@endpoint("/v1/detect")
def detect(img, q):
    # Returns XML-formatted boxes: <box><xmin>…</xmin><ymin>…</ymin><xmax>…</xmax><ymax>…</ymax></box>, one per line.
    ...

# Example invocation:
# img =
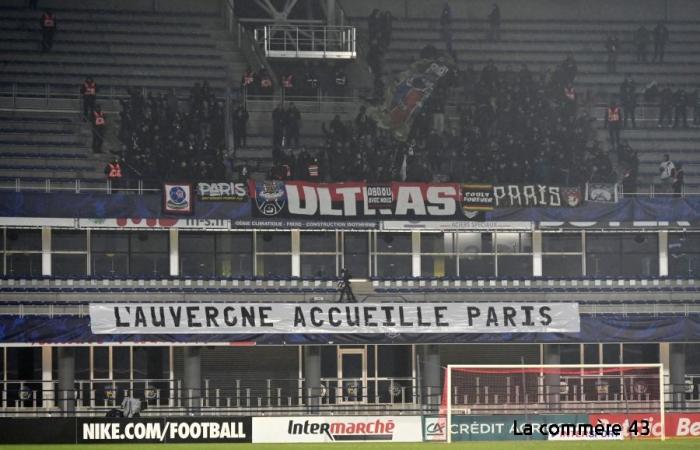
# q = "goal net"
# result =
<box><xmin>438</xmin><ymin>364</ymin><xmax>664</xmax><ymax>442</ymax></box>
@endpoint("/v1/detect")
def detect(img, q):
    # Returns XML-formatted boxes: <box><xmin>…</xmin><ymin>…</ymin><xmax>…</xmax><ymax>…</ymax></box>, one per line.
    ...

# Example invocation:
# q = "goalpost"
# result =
<box><xmin>443</xmin><ymin>364</ymin><xmax>665</xmax><ymax>443</ymax></box>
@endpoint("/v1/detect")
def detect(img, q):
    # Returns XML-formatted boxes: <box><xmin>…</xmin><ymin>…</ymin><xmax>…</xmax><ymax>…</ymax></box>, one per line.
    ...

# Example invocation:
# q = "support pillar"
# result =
<box><xmin>669</xmin><ymin>343</ymin><xmax>686</xmax><ymax>409</ymax></box>
<box><xmin>57</xmin><ymin>347</ymin><xmax>75</xmax><ymax>415</ymax></box>
<box><xmin>304</xmin><ymin>346</ymin><xmax>322</xmax><ymax>413</ymax></box>
<box><xmin>183</xmin><ymin>347</ymin><xmax>202</xmax><ymax>413</ymax></box>
<box><xmin>421</xmin><ymin>345</ymin><xmax>441</xmax><ymax>409</ymax></box>
<box><xmin>543</xmin><ymin>344</ymin><xmax>561</xmax><ymax>409</ymax></box>
<box><xmin>42</xmin><ymin>346</ymin><xmax>53</xmax><ymax>408</ymax></box>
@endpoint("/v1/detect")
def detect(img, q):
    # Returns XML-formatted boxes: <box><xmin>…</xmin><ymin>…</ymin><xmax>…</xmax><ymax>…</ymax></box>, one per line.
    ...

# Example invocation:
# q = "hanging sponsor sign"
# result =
<box><xmin>493</xmin><ymin>185</ymin><xmax>582</xmax><ymax>208</ymax></box>
<box><xmin>196</xmin><ymin>182</ymin><xmax>247</xmax><ymax>201</ymax></box>
<box><xmin>232</xmin><ymin>218</ymin><xmax>378</xmax><ymax>230</ymax></box>
<box><xmin>249</xmin><ymin>181</ymin><xmax>480</xmax><ymax>220</ymax></box>
<box><xmin>89</xmin><ymin>302</ymin><xmax>580</xmax><ymax>335</ymax></box>
<box><xmin>252</xmin><ymin>416</ymin><xmax>422</xmax><ymax>443</ymax></box>
<box><xmin>0</xmin><ymin>217</ymin><xmax>77</xmax><ymax>228</ymax></box>
<box><xmin>78</xmin><ymin>218</ymin><xmax>230</xmax><ymax>229</ymax></box>
<box><xmin>162</xmin><ymin>183</ymin><xmax>193</xmax><ymax>214</ymax></box>
<box><xmin>586</xmin><ymin>183</ymin><xmax>619</xmax><ymax>203</ymax></box>
<box><xmin>381</xmin><ymin>221</ymin><xmax>531</xmax><ymax>230</ymax></box>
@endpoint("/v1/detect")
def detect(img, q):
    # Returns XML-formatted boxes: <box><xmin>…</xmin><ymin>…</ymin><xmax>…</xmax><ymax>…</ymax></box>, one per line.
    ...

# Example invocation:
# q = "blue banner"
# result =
<box><xmin>0</xmin><ymin>314</ymin><xmax>698</xmax><ymax>345</ymax></box>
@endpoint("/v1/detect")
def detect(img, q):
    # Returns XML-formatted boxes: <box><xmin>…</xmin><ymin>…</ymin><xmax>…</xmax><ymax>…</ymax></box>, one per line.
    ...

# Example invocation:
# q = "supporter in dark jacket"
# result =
<box><xmin>653</xmin><ymin>21</ymin><xmax>669</xmax><ymax>62</ymax></box>
<box><xmin>40</xmin><ymin>10</ymin><xmax>56</xmax><ymax>52</ymax></box>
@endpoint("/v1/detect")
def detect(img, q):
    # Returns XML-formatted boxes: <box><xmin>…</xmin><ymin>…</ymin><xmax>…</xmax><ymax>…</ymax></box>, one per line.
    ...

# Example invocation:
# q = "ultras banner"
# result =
<box><xmin>89</xmin><ymin>303</ymin><xmax>580</xmax><ymax>335</ymax></box>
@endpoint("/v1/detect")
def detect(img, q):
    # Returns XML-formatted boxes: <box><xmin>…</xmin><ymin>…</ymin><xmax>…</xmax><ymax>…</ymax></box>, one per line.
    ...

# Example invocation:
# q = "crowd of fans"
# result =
<box><xmin>117</xmin><ymin>82</ymin><xmax>227</xmax><ymax>181</ymax></box>
<box><xmin>269</xmin><ymin>53</ymin><xmax>615</xmax><ymax>186</ymax></box>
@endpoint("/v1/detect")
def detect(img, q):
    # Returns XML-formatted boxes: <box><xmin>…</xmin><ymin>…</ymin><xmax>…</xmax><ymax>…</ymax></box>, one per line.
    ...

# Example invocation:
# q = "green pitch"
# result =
<box><xmin>0</xmin><ymin>441</ymin><xmax>698</xmax><ymax>450</ymax></box>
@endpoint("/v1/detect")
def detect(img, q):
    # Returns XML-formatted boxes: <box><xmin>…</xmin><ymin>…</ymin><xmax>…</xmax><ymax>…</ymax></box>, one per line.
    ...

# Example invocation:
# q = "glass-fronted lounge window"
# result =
<box><xmin>586</xmin><ymin>233</ymin><xmax>658</xmax><ymax>276</ymax></box>
<box><xmin>669</xmin><ymin>233</ymin><xmax>700</xmax><ymax>277</ymax></box>
<box><xmin>180</xmin><ymin>232</ymin><xmax>253</xmax><ymax>277</ymax></box>
<box><xmin>255</xmin><ymin>231</ymin><xmax>291</xmax><ymax>277</ymax></box>
<box><xmin>374</xmin><ymin>232</ymin><xmax>412</xmax><ymax>277</ymax></box>
<box><xmin>542</xmin><ymin>232</ymin><xmax>583</xmax><ymax>277</ymax></box>
<box><xmin>52</xmin><ymin>230</ymin><xmax>88</xmax><ymax>277</ymax></box>
<box><xmin>91</xmin><ymin>231</ymin><xmax>169</xmax><ymax>277</ymax></box>
<box><xmin>343</xmin><ymin>232</ymin><xmax>369</xmax><ymax>278</ymax></box>
<box><xmin>3</xmin><ymin>228</ymin><xmax>42</xmax><ymax>276</ymax></box>
<box><xmin>300</xmin><ymin>232</ymin><xmax>338</xmax><ymax>277</ymax></box>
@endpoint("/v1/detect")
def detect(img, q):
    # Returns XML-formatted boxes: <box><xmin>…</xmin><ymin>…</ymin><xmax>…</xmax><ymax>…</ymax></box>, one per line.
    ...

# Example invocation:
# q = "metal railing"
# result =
<box><xmin>254</xmin><ymin>25</ymin><xmax>356</xmax><ymax>59</ymax></box>
<box><xmin>1</xmin><ymin>375</ymin><xmax>699</xmax><ymax>416</ymax></box>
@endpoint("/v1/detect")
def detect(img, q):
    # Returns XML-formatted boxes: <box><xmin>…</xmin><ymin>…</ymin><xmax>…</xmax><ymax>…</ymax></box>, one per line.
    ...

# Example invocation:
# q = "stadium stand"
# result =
<box><xmin>1</xmin><ymin>0</ymin><xmax>700</xmax><ymax>446</ymax></box>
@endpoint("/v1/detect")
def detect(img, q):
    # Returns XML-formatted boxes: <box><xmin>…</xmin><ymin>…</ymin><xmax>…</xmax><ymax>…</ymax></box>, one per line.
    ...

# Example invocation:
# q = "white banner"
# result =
<box><xmin>382</xmin><ymin>220</ymin><xmax>532</xmax><ymax>230</ymax></box>
<box><xmin>89</xmin><ymin>302</ymin><xmax>580</xmax><ymax>334</ymax></box>
<box><xmin>252</xmin><ymin>416</ymin><xmax>422</xmax><ymax>443</ymax></box>
<box><xmin>78</xmin><ymin>218</ymin><xmax>230</xmax><ymax>229</ymax></box>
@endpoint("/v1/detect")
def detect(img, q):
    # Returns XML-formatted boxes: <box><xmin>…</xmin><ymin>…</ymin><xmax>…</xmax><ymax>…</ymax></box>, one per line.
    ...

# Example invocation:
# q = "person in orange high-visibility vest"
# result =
<box><xmin>40</xmin><ymin>10</ymin><xmax>56</xmax><ymax>52</ymax></box>
<box><xmin>92</xmin><ymin>105</ymin><xmax>106</xmax><ymax>153</ymax></box>
<box><xmin>605</xmin><ymin>100</ymin><xmax>623</xmax><ymax>153</ymax></box>
<box><xmin>80</xmin><ymin>77</ymin><xmax>97</xmax><ymax>120</ymax></box>
<box><xmin>104</xmin><ymin>158</ymin><xmax>122</xmax><ymax>191</ymax></box>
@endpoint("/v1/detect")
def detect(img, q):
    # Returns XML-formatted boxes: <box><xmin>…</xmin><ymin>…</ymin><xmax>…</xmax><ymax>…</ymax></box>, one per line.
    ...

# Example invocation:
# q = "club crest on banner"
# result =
<box><xmin>562</xmin><ymin>187</ymin><xmax>583</xmax><ymax>207</ymax></box>
<box><xmin>162</xmin><ymin>183</ymin><xmax>193</xmax><ymax>214</ymax></box>
<box><xmin>255</xmin><ymin>180</ymin><xmax>287</xmax><ymax>216</ymax></box>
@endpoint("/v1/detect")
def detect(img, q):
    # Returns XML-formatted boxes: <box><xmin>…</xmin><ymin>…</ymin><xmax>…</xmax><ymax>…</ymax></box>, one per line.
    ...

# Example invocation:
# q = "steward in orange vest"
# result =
<box><xmin>605</xmin><ymin>101</ymin><xmax>623</xmax><ymax>152</ymax></box>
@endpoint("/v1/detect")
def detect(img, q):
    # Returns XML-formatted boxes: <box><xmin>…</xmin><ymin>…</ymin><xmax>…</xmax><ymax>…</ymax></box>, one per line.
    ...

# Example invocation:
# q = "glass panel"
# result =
<box><xmin>93</xmin><ymin>347</ymin><xmax>110</xmax><ymax>379</ymax></box>
<box><xmin>301</xmin><ymin>232</ymin><xmax>336</xmax><ymax>253</ymax></box>
<box><xmin>560</xmin><ymin>344</ymin><xmax>581</xmax><ymax>364</ymax></box>
<box><xmin>458</xmin><ymin>255</ymin><xmax>495</xmax><ymax>277</ymax></box>
<box><xmin>320</xmin><ymin>346</ymin><xmax>337</xmax><ymax>378</ymax></box>
<box><xmin>5</xmin><ymin>253</ymin><xmax>42</xmax><ymax>276</ymax></box>
<box><xmin>669</xmin><ymin>233</ymin><xmax>700</xmax><ymax>277</ymax></box>
<box><xmin>6</xmin><ymin>229</ymin><xmax>41</xmax><ymax>251</ymax></box>
<box><xmin>341</xmin><ymin>353</ymin><xmax>363</xmax><ymax>402</ymax></box>
<box><xmin>256</xmin><ymin>254</ymin><xmax>291</xmax><ymax>277</ymax></box>
<box><xmin>421</xmin><ymin>233</ymin><xmax>456</xmax><ymax>253</ymax></box>
<box><xmin>376</xmin><ymin>233</ymin><xmax>411</xmax><ymax>253</ymax></box>
<box><xmin>542</xmin><ymin>233</ymin><xmax>582</xmax><ymax>252</ymax></box>
<box><xmin>376</xmin><ymin>255</ymin><xmax>412</xmax><ymax>277</ymax></box>
<box><xmin>457</xmin><ymin>233</ymin><xmax>492</xmax><ymax>253</ymax></box>
<box><xmin>180</xmin><ymin>253</ymin><xmax>215</xmax><ymax>277</ymax></box>
<box><xmin>623</xmin><ymin>344</ymin><xmax>659</xmax><ymax>364</ymax></box>
<box><xmin>496</xmin><ymin>232</ymin><xmax>532</xmax><ymax>253</ymax></box>
<box><xmin>217</xmin><ymin>232</ymin><xmax>253</xmax><ymax>253</ymax></box>
<box><xmin>498</xmin><ymin>255</ymin><xmax>532</xmax><ymax>277</ymax></box>
<box><xmin>52</xmin><ymin>254</ymin><xmax>87</xmax><ymax>277</ymax></box>
<box><xmin>130</xmin><ymin>232</ymin><xmax>168</xmax><ymax>253</ymax></box>
<box><xmin>91</xmin><ymin>231</ymin><xmax>129</xmax><ymax>252</ymax></box>
<box><xmin>216</xmin><ymin>253</ymin><xmax>253</xmax><ymax>277</ymax></box>
<box><xmin>344</xmin><ymin>233</ymin><xmax>369</xmax><ymax>278</ymax></box>
<box><xmin>586</xmin><ymin>234</ymin><xmax>658</xmax><ymax>276</ymax></box>
<box><xmin>179</xmin><ymin>232</ymin><xmax>215</xmax><ymax>253</ymax></box>
<box><xmin>130</xmin><ymin>254</ymin><xmax>169</xmax><ymax>277</ymax></box>
<box><xmin>75</xmin><ymin>348</ymin><xmax>90</xmax><ymax>380</ymax></box>
<box><xmin>584</xmin><ymin>344</ymin><xmax>600</xmax><ymax>364</ymax></box>
<box><xmin>542</xmin><ymin>255</ymin><xmax>582</xmax><ymax>277</ymax></box>
<box><xmin>301</xmin><ymin>255</ymin><xmax>336</xmax><ymax>277</ymax></box>
<box><xmin>91</xmin><ymin>253</ymin><xmax>128</xmax><ymax>276</ymax></box>
<box><xmin>256</xmin><ymin>232</ymin><xmax>291</xmax><ymax>252</ymax></box>
<box><xmin>421</xmin><ymin>255</ymin><xmax>457</xmax><ymax>277</ymax></box>
<box><xmin>52</xmin><ymin>230</ymin><xmax>86</xmax><ymax>251</ymax></box>
<box><xmin>113</xmin><ymin>347</ymin><xmax>131</xmax><ymax>380</ymax></box>
<box><xmin>377</xmin><ymin>346</ymin><xmax>412</xmax><ymax>377</ymax></box>
<box><xmin>602</xmin><ymin>344</ymin><xmax>620</xmax><ymax>364</ymax></box>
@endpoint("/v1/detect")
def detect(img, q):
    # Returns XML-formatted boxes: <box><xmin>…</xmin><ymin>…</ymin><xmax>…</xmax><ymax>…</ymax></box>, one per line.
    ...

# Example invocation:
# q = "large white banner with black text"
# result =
<box><xmin>89</xmin><ymin>303</ymin><xmax>580</xmax><ymax>335</ymax></box>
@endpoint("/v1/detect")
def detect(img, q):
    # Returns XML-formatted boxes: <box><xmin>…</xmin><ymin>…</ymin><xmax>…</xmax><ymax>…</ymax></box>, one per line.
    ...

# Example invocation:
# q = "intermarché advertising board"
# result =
<box><xmin>423</xmin><ymin>413</ymin><xmax>700</xmax><ymax>441</ymax></box>
<box><xmin>252</xmin><ymin>416</ymin><xmax>423</xmax><ymax>443</ymax></box>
